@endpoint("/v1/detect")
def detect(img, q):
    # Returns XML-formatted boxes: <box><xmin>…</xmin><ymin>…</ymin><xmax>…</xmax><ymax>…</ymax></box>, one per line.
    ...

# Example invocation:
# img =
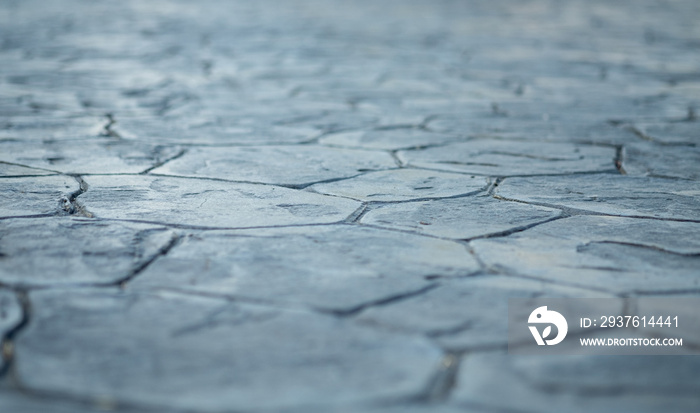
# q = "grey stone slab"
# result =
<box><xmin>470</xmin><ymin>215</ymin><xmax>700</xmax><ymax>293</ymax></box>
<box><xmin>0</xmin><ymin>162</ymin><xmax>55</xmax><ymax>177</ymax></box>
<box><xmin>309</xmin><ymin>169</ymin><xmax>488</xmax><ymax>202</ymax></box>
<box><xmin>129</xmin><ymin>225</ymin><xmax>478</xmax><ymax>311</ymax></box>
<box><xmin>0</xmin><ymin>175</ymin><xmax>79</xmax><ymax>218</ymax></box>
<box><xmin>427</xmin><ymin>118</ymin><xmax>637</xmax><ymax>145</ymax></box>
<box><xmin>356</xmin><ymin>276</ymin><xmax>613</xmax><ymax>351</ymax></box>
<box><xmin>0</xmin><ymin>218</ymin><xmax>176</xmax><ymax>287</ymax></box>
<box><xmin>15</xmin><ymin>289</ymin><xmax>443</xmax><ymax>411</ymax></box>
<box><xmin>0</xmin><ymin>139</ymin><xmax>182</xmax><ymax>175</ymax></box>
<box><xmin>151</xmin><ymin>145</ymin><xmax>395</xmax><ymax>186</ymax></box>
<box><xmin>452</xmin><ymin>352</ymin><xmax>700</xmax><ymax>413</ymax></box>
<box><xmin>623</xmin><ymin>142</ymin><xmax>700</xmax><ymax>180</ymax></box>
<box><xmin>0</xmin><ymin>116</ymin><xmax>104</xmax><ymax>141</ymax></box>
<box><xmin>319</xmin><ymin>129</ymin><xmax>460</xmax><ymax>151</ymax></box>
<box><xmin>628</xmin><ymin>122</ymin><xmax>700</xmax><ymax>145</ymax></box>
<box><xmin>398</xmin><ymin>140</ymin><xmax>615</xmax><ymax>176</ymax></box>
<box><xmin>361</xmin><ymin>195</ymin><xmax>560</xmax><ymax>239</ymax></box>
<box><xmin>495</xmin><ymin>174</ymin><xmax>700</xmax><ymax>220</ymax></box>
<box><xmin>0</xmin><ymin>289</ymin><xmax>23</xmax><ymax>372</ymax></box>
<box><xmin>116</xmin><ymin>117</ymin><xmax>321</xmax><ymax>145</ymax></box>
<box><xmin>0</xmin><ymin>386</ymin><xmax>136</xmax><ymax>413</ymax></box>
<box><xmin>79</xmin><ymin>175</ymin><xmax>361</xmax><ymax>228</ymax></box>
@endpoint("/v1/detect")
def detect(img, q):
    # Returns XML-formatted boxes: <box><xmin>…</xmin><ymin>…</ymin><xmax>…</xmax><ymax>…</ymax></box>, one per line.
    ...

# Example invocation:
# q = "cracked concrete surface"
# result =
<box><xmin>1</xmin><ymin>0</ymin><xmax>699</xmax><ymax>412</ymax></box>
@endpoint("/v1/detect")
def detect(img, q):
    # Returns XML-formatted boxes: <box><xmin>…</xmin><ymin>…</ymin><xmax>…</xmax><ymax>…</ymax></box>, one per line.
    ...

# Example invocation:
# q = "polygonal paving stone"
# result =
<box><xmin>452</xmin><ymin>353</ymin><xmax>700</xmax><ymax>413</ymax></box>
<box><xmin>361</xmin><ymin>195</ymin><xmax>560</xmax><ymax>239</ymax></box>
<box><xmin>15</xmin><ymin>289</ymin><xmax>443</xmax><ymax>411</ymax></box>
<box><xmin>79</xmin><ymin>175</ymin><xmax>361</xmax><ymax>228</ymax></box>
<box><xmin>356</xmin><ymin>276</ymin><xmax>613</xmax><ymax>351</ymax></box>
<box><xmin>0</xmin><ymin>218</ymin><xmax>176</xmax><ymax>287</ymax></box>
<box><xmin>129</xmin><ymin>225</ymin><xmax>478</xmax><ymax>311</ymax></box>
<box><xmin>0</xmin><ymin>139</ymin><xmax>182</xmax><ymax>174</ymax></box>
<box><xmin>427</xmin><ymin>118</ymin><xmax>636</xmax><ymax>145</ymax></box>
<box><xmin>151</xmin><ymin>145</ymin><xmax>395</xmax><ymax>186</ymax></box>
<box><xmin>622</xmin><ymin>142</ymin><xmax>700</xmax><ymax>180</ymax></box>
<box><xmin>0</xmin><ymin>115</ymin><xmax>104</xmax><ymax>141</ymax></box>
<box><xmin>0</xmin><ymin>289</ymin><xmax>23</xmax><ymax>372</ymax></box>
<box><xmin>319</xmin><ymin>129</ymin><xmax>460</xmax><ymax>150</ymax></box>
<box><xmin>0</xmin><ymin>162</ymin><xmax>55</xmax><ymax>177</ymax></box>
<box><xmin>397</xmin><ymin>140</ymin><xmax>615</xmax><ymax>176</ymax></box>
<box><xmin>470</xmin><ymin>215</ymin><xmax>700</xmax><ymax>293</ymax></box>
<box><xmin>0</xmin><ymin>387</ymin><xmax>125</xmax><ymax>413</ymax></box>
<box><xmin>0</xmin><ymin>175</ymin><xmax>79</xmax><ymax>218</ymax></box>
<box><xmin>117</xmin><ymin>117</ymin><xmax>320</xmax><ymax>145</ymax></box>
<box><xmin>309</xmin><ymin>169</ymin><xmax>488</xmax><ymax>202</ymax></box>
<box><xmin>496</xmin><ymin>174</ymin><xmax>700</xmax><ymax>220</ymax></box>
<box><xmin>628</xmin><ymin>122</ymin><xmax>700</xmax><ymax>145</ymax></box>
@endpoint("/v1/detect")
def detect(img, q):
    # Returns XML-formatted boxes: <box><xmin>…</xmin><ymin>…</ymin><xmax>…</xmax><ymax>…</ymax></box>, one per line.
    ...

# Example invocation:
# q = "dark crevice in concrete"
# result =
<box><xmin>140</xmin><ymin>148</ymin><xmax>187</xmax><ymax>174</ymax></box>
<box><xmin>99</xmin><ymin>113</ymin><xmax>122</xmax><ymax>139</ymax></box>
<box><xmin>461</xmin><ymin>214</ymin><xmax>568</xmax><ymax>242</ymax></box>
<box><xmin>414</xmin><ymin>353</ymin><xmax>461</xmax><ymax>402</ymax></box>
<box><xmin>114</xmin><ymin>233</ymin><xmax>181</xmax><ymax>288</ymax></box>
<box><xmin>492</xmin><ymin>194</ymin><xmax>700</xmax><ymax>223</ymax></box>
<box><xmin>59</xmin><ymin>175</ymin><xmax>92</xmax><ymax>217</ymax></box>
<box><xmin>343</xmin><ymin>203</ymin><xmax>368</xmax><ymax>223</ymax></box>
<box><xmin>614</xmin><ymin>145</ymin><xmax>626</xmax><ymax>174</ymax></box>
<box><xmin>317</xmin><ymin>283</ymin><xmax>440</xmax><ymax>317</ymax></box>
<box><xmin>0</xmin><ymin>290</ymin><xmax>30</xmax><ymax>380</ymax></box>
<box><xmin>582</xmin><ymin>240</ymin><xmax>700</xmax><ymax>257</ymax></box>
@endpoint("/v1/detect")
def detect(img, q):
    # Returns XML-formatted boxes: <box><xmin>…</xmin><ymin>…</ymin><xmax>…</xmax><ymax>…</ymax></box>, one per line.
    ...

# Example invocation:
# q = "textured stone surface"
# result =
<box><xmin>356</xmin><ymin>276</ymin><xmax>614</xmax><ymax>351</ymax></box>
<box><xmin>0</xmin><ymin>175</ymin><xmax>79</xmax><ymax>218</ymax></box>
<box><xmin>309</xmin><ymin>169</ymin><xmax>488</xmax><ymax>202</ymax></box>
<box><xmin>496</xmin><ymin>174</ymin><xmax>700</xmax><ymax>220</ymax></box>
<box><xmin>362</xmin><ymin>195</ymin><xmax>561</xmax><ymax>239</ymax></box>
<box><xmin>452</xmin><ymin>353</ymin><xmax>700</xmax><ymax>413</ymax></box>
<box><xmin>79</xmin><ymin>175</ymin><xmax>361</xmax><ymax>228</ymax></box>
<box><xmin>471</xmin><ymin>216</ymin><xmax>700</xmax><ymax>293</ymax></box>
<box><xmin>623</xmin><ymin>142</ymin><xmax>700</xmax><ymax>180</ymax></box>
<box><xmin>0</xmin><ymin>289</ymin><xmax>23</xmax><ymax>372</ymax></box>
<box><xmin>0</xmin><ymin>139</ymin><xmax>183</xmax><ymax>174</ymax></box>
<box><xmin>398</xmin><ymin>140</ymin><xmax>616</xmax><ymax>176</ymax></box>
<box><xmin>0</xmin><ymin>162</ymin><xmax>55</xmax><ymax>177</ymax></box>
<box><xmin>0</xmin><ymin>218</ymin><xmax>176</xmax><ymax>287</ymax></box>
<box><xmin>151</xmin><ymin>145</ymin><xmax>395</xmax><ymax>186</ymax></box>
<box><xmin>14</xmin><ymin>289</ymin><xmax>442</xmax><ymax>412</ymax></box>
<box><xmin>319</xmin><ymin>129</ymin><xmax>460</xmax><ymax>151</ymax></box>
<box><xmin>2</xmin><ymin>0</ymin><xmax>700</xmax><ymax>411</ymax></box>
<box><xmin>129</xmin><ymin>225</ymin><xmax>478</xmax><ymax>311</ymax></box>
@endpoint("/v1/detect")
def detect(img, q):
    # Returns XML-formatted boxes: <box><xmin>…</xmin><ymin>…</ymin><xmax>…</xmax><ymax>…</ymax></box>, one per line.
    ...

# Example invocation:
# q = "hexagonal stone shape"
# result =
<box><xmin>397</xmin><ymin>140</ymin><xmax>615</xmax><ymax>176</ymax></box>
<box><xmin>356</xmin><ymin>276</ymin><xmax>613</xmax><ymax>351</ymax></box>
<box><xmin>78</xmin><ymin>175</ymin><xmax>361</xmax><ymax>228</ymax></box>
<box><xmin>319</xmin><ymin>129</ymin><xmax>459</xmax><ymax>150</ymax></box>
<box><xmin>0</xmin><ymin>139</ymin><xmax>182</xmax><ymax>174</ymax></box>
<box><xmin>495</xmin><ymin>174</ymin><xmax>700</xmax><ymax>220</ymax></box>
<box><xmin>452</xmin><ymin>352</ymin><xmax>700</xmax><ymax>413</ymax></box>
<box><xmin>0</xmin><ymin>218</ymin><xmax>176</xmax><ymax>287</ymax></box>
<box><xmin>470</xmin><ymin>215</ymin><xmax>700</xmax><ymax>294</ymax></box>
<box><xmin>129</xmin><ymin>225</ymin><xmax>479</xmax><ymax>311</ymax></box>
<box><xmin>15</xmin><ymin>289</ymin><xmax>443</xmax><ymax>411</ymax></box>
<box><xmin>309</xmin><ymin>169</ymin><xmax>488</xmax><ymax>202</ymax></box>
<box><xmin>150</xmin><ymin>145</ymin><xmax>396</xmax><ymax>187</ymax></box>
<box><xmin>361</xmin><ymin>195</ymin><xmax>560</xmax><ymax>239</ymax></box>
<box><xmin>622</xmin><ymin>142</ymin><xmax>700</xmax><ymax>180</ymax></box>
<box><xmin>0</xmin><ymin>289</ymin><xmax>23</xmax><ymax>372</ymax></box>
<box><xmin>0</xmin><ymin>175</ymin><xmax>79</xmax><ymax>218</ymax></box>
